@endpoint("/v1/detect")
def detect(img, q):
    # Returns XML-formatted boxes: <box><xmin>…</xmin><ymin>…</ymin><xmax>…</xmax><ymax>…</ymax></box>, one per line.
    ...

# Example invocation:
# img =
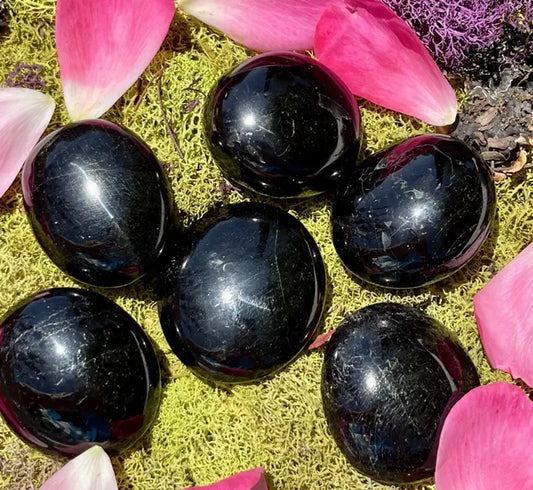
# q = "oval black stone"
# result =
<box><xmin>331</xmin><ymin>134</ymin><xmax>496</xmax><ymax>288</ymax></box>
<box><xmin>0</xmin><ymin>288</ymin><xmax>161</xmax><ymax>455</ymax></box>
<box><xmin>160</xmin><ymin>202</ymin><xmax>327</xmax><ymax>383</ymax></box>
<box><xmin>204</xmin><ymin>52</ymin><xmax>361</xmax><ymax>198</ymax></box>
<box><xmin>322</xmin><ymin>303</ymin><xmax>479</xmax><ymax>484</ymax></box>
<box><xmin>21</xmin><ymin>119</ymin><xmax>171</xmax><ymax>288</ymax></box>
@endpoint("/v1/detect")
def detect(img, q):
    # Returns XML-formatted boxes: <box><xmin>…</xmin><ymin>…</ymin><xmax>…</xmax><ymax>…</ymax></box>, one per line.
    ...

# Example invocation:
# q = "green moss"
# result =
<box><xmin>0</xmin><ymin>1</ymin><xmax>532</xmax><ymax>489</ymax></box>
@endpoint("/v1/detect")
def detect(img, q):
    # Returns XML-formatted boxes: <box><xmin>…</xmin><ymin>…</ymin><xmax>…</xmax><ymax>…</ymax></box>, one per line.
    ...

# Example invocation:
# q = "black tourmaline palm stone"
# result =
<box><xmin>0</xmin><ymin>288</ymin><xmax>161</xmax><ymax>455</ymax></box>
<box><xmin>332</xmin><ymin>134</ymin><xmax>496</xmax><ymax>288</ymax></box>
<box><xmin>204</xmin><ymin>52</ymin><xmax>361</xmax><ymax>198</ymax></box>
<box><xmin>22</xmin><ymin>120</ymin><xmax>171</xmax><ymax>288</ymax></box>
<box><xmin>0</xmin><ymin>1</ymin><xmax>7</xmax><ymax>32</ymax></box>
<box><xmin>322</xmin><ymin>303</ymin><xmax>479</xmax><ymax>484</ymax></box>
<box><xmin>160</xmin><ymin>202</ymin><xmax>327</xmax><ymax>383</ymax></box>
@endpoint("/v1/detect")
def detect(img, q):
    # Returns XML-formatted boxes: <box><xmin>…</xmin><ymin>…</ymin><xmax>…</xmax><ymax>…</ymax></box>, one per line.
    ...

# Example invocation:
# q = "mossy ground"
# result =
<box><xmin>0</xmin><ymin>1</ymin><xmax>532</xmax><ymax>489</ymax></box>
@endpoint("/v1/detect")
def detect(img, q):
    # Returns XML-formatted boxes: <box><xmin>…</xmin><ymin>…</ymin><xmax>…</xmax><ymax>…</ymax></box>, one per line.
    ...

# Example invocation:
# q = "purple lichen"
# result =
<box><xmin>383</xmin><ymin>0</ymin><xmax>532</xmax><ymax>73</ymax></box>
<box><xmin>6</xmin><ymin>63</ymin><xmax>47</xmax><ymax>90</ymax></box>
<box><xmin>385</xmin><ymin>0</ymin><xmax>532</xmax><ymax>164</ymax></box>
<box><xmin>218</xmin><ymin>179</ymin><xmax>236</xmax><ymax>197</ymax></box>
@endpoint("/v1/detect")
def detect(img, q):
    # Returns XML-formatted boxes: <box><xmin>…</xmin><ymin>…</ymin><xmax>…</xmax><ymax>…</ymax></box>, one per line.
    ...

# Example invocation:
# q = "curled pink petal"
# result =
<box><xmin>0</xmin><ymin>88</ymin><xmax>55</xmax><ymax>199</ymax></box>
<box><xmin>188</xmin><ymin>467</ymin><xmax>268</xmax><ymax>490</ymax></box>
<box><xmin>474</xmin><ymin>242</ymin><xmax>533</xmax><ymax>386</ymax></box>
<box><xmin>435</xmin><ymin>382</ymin><xmax>533</xmax><ymax>489</ymax></box>
<box><xmin>308</xmin><ymin>329</ymin><xmax>336</xmax><ymax>350</ymax></box>
<box><xmin>56</xmin><ymin>0</ymin><xmax>175</xmax><ymax>121</ymax></box>
<box><xmin>40</xmin><ymin>446</ymin><xmax>118</xmax><ymax>490</ymax></box>
<box><xmin>314</xmin><ymin>0</ymin><xmax>457</xmax><ymax>126</ymax></box>
<box><xmin>178</xmin><ymin>0</ymin><xmax>340</xmax><ymax>52</ymax></box>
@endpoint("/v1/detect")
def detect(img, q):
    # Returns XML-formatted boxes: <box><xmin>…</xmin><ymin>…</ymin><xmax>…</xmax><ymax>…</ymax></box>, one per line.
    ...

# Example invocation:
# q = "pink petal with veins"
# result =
<box><xmin>56</xmin><ymin>0</ymin><xmax>175</xmax><ymax>121</ymax></box>
<box><xmin>40</xmin><ymin>446</ymin><xmax>118</xmax><ymax>490</ymax></box>
<box><xmin>188</xmin><ymin>467</ymin><xmax>268</xmax><ymax>490</ymax></box>
<box><xmin>178</xmin><ymin>0</ymin><xmax>340</xmax><ymax>52</ymax></box>
<box><xmin>435</xmin><ymin>382</ymin><xmax>533</xmax><ymax>489</ymax></box>
<box><xmin>0</xmin><ymin>88</ymin><xmax>55</xmax><ymax>199</ymax></box>
<box><xmin>314</xmin><ymin>0</ymin><xmax>457</xmax><ymax>126</ymax></box>
<box><xmin>474</xmin><ymin>242</ymin><xmax>533</xmax><ymax>386</ymax></box>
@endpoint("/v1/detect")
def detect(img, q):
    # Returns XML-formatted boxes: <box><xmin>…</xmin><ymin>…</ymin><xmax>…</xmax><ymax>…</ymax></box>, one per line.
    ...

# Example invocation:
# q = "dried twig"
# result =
<box><xmin>218</xmin><ymin>179</ymin><xmax>236</xmax><ymax>197</ymax></box>
<box><xmin>133</xmin><ymin>78</ymin><xmax>142</xmax><ymax>106</ymax></box>
<box><xmin>184</xmin><ymin>76</ymin><xmax>206</xmax><ymax>97</ymax></box>
<box><xmin>182</xmin><ymin>76</ymin><xmax>205</xmax><ymax>114</ymax></box>
<box><xmin>133</xmin><ymin>68</ymin><xmax>164</xmax><ymax>113</ymax></box>
<box><xmin>156</xmin><ymin>74</ymin><xmax>184</xmax><ymax>160</ymax></box>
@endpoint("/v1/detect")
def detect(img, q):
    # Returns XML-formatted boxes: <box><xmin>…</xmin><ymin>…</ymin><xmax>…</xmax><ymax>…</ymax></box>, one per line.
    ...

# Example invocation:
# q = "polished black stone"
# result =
<box><xmin>322</xmin><ymin>303</ymin><xmax>479</xmax><ymax>484</ymax></box>
<box><xmin>0</xmin><ymin>1</ymin><xmax>7</xmax><ymax>32</ymax></box>
<box><xmin>0</xmin><ymin>288</ymin><xmax>161</xmax><ymax>455</ymax></box>
<box><xmin>22</xmin><ymin>119</ymin><xmax>171</xmax><ymax>288</ymax></box>
<box><xmin>332</xmin><ymin>134</ymin><xmax>496</xmax><ymax>288</ymax></box>
<box><xmin>160</xmin><ymin>202</ymin><xmax>327</xmax><ymax>383</ymax></box>
<box><xmin>204</xmin><ymin>52</ymin><xmax>361</xmax><ymax>198</ymax></box>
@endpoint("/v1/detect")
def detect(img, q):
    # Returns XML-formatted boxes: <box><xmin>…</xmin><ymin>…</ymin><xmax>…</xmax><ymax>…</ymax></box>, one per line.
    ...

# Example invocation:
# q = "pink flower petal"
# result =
<box><xmin>314</xmin><ymin>0</ymin><xmax>457</xmax><ymax>126</ymax></box>
<box><xmin>40</xmin><ymin>446</ymin><xmax>118</xmax><ymax>490</ymax></box>
<box><xmin>435</xmin><ymin>382</ymin><xmax>533</xmax><ymax>489</ymax></box>
<box><xmin>188</xmin><ymin>467</ymin><xmax>268</xmax><ymax>490</ymax></box>
<box><xmin>474</xmin><ymin>242</ymin><xmax>533</xmax><ymax>386</ymax></box>
<box><xmin>307</xmin><ymin>329</ymin><xmax>336</xmax><ymax>350</ymax></box>
<box><xmin>56</xmin><ymin>0</ymin><xmax>175</xmax><ymax>121</ymax></box>
<box><xmin>178</xmin><ymin>0</ymin><xmax>341</xmax><ymax>52</ymax></box>
<box><xmin>0</xmin><ymin>88</ymin><xmax>55</xmax><ymax>199</ymax></box>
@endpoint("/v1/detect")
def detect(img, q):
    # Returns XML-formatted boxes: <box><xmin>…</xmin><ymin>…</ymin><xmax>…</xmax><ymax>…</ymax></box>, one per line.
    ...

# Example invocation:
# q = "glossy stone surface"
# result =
<box><xmin>204</xmin><ymin>52</ymin><xmax>361</xmax><ymax>198</ymax></box>
<box><xmin>0</xmin><ymin>288</ymin><xmax>161</xmax><ymax>455</ymax></box>
<box><xmin>332</xmin><ymin>134</ymin><xmax>496</xmax><ymax>288</ymax></box>
<box><xmin>160</xmin><ymin>202</ymin><xmax>326</xmax><ymax>383</ymax></box>
<box><xmin>22</xmin><ymin>119</ymin><xmax>171</xmax><ymax>288</ymax></box>
<box><xmin>322</xmin><ymin>303</ymin><xmax>479</xmax><ymax>484</ymax></box>
<box><xmin>0</xmin><ymin>1</ymin><xmax>7</xmax><ymax>32</ymax></box>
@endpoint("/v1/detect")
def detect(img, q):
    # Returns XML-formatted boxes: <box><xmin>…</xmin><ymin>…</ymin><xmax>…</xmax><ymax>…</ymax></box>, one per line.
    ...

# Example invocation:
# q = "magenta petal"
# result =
<box><xmin>0</xmin><ymin>88</ymin><xmax>55</xmax><ymax>199</ymax></box>
<box><xmin>188</xmin><ymin>468</ymin><xmax>268</xmax><ymax>490</ymax></box>
<box><xmin>179</xmin><ymin>0</ymin><xmax>341</xmax><ymax>52</ymax></box>
<box><xmin>56</xmin><ymin>0</ymin><xmax>175</xmax><ymax>121</ymax></box>
<box><xmin>474</xmin><ymin>242</ymin><xmax>533</xmax><ymax>386</ymax></box>
<box><xmin>435</xmin><ymin>382</ymin><xmax>533</xmax><ymax>489</ymax></box>
<box><xmin>314</xmin><ymin>0</ymin><xmax>457</xmax><ymax>126</ymax></box>
<box><xmin>39</xmin><ymin>446</ymin><xmax>118</xmax><ymax>490</ymax></box>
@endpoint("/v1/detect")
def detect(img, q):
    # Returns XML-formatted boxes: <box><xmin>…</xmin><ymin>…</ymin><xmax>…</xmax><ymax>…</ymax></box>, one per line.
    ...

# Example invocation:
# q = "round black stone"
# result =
<box><xmin>331</xmin><ymin>134</ymin><xmax>496</xmax><ymax>288</ymax></box>
<box><xmin>21</xmin><ymin>119</ymin><xmax>171</xmax><ymax>288</ymax></box>
<box><xmin>0</xmin><ymin>288</ymin><xmax>161</xmax><ymax>455</ymax></box>
<box><xmin>160</xmin><ymin>202</ymin><xmax>327</xmax><ymax>383</ymax></box>
<box><xmin>204</xmin><ymin>52</ymin><xmax>361</xmax><ymax>198</ymax></box>
<box><xmin>322</xmin><ymin>303</ymin><xmax>479</xmax><ymax>484</ymax></box>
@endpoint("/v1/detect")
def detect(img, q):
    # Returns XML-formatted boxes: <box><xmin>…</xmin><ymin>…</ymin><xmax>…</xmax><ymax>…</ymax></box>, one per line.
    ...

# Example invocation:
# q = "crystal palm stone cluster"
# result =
<box><xmin>0</xmin><ymin>51</ymin><xmax>495</xmax><ymax>486</ymax></box>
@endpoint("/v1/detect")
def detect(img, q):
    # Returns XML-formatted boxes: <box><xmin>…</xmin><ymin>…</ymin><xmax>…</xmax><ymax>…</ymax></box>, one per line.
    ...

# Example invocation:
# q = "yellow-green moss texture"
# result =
<box><xmin>0</xmin><ymin>1</ymin><xmax>532</xmax><ymax>489</ymax></box>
